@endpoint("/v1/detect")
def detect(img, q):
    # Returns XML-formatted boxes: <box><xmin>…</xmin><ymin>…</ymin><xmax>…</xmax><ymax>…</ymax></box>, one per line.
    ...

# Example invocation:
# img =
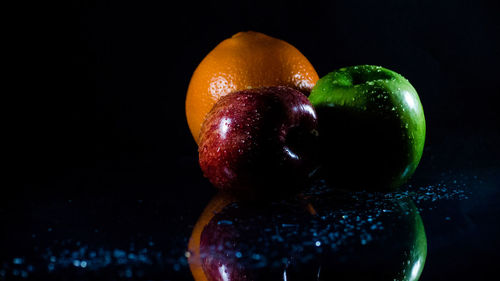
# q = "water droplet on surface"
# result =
<box><xmin>218</xmin><ymin>220</ymin><xmax>233</xmax><ymax>225</ymax></box>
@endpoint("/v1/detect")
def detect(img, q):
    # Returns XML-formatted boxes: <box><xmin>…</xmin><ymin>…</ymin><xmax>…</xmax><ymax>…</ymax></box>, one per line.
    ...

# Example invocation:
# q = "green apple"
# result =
<box><xmin>309</xmin><ymin>65</ymin><xmax>425</xmax><ymax>191</ymax></box>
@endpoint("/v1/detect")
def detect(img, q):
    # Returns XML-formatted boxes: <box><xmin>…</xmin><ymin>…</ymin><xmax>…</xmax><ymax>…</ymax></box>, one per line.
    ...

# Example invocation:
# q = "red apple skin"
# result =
<box><xmin>198</xmin><ymin>86</ymin><xmax>319</xmax><ymax>194</ymax></box>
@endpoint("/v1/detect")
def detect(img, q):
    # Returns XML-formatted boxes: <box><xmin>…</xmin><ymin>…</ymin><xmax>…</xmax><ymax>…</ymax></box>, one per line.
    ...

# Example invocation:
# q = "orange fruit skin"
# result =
<box><xmin>186</xmin><ymin>31</ymin><xmax>319</xmax><ymax>144</ymax></box>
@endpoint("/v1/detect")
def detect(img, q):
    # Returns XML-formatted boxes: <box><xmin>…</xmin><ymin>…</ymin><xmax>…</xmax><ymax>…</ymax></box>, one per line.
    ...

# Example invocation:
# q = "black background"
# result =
<box><xmin>7</xmin><ymin>0</ymin><xmax>500</xmax><ymax>280</ymax></box>
<box><xmin>19</xmin><ymin>0</ymin><xmax>500</xmax><ymax>195</ymax></box>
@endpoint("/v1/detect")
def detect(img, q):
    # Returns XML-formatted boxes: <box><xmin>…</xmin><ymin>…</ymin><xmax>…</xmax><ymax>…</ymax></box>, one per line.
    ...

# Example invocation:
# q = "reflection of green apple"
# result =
<box><xmin>309</xmin><ymin>65</ymin><xmax>426</xmax><ymax>191</ymax></box>
<box><xmin>308</xmin><ymin>194</ymin><xmax>427</xmax><ymax>281</ymax></box>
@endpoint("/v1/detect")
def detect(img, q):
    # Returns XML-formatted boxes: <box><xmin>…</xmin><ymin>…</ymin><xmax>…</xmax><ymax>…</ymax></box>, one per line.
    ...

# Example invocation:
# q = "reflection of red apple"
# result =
<box><xmin>187</xmin><ymin>193</ymin><xmax>237</xmax><ymax>281</ymax></box>
<box><xmin>187</xmin><ymin>192</ymin><xmax>310</xmax><ymax>281</ymax></box>
<box><xmin>198</xmin><ymin>86</ymin><xmax>319</xmax><ymax>194</ymax></box>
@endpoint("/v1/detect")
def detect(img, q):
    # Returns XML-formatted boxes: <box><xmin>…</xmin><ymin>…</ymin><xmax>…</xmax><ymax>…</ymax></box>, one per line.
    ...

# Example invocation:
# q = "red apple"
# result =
<box><xmin>198</xmin><ymin>86</ymin><xmax>319</xmax><ymax>194</ymax></box>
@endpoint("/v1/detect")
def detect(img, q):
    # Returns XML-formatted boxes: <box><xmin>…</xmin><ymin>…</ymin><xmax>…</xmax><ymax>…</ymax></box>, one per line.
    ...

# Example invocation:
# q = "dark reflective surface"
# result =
<box><xmin>1</xmin><ymin>146</ymin><xmax>498</xmax><ymax>280</ymax></box>
<box><xmin>188</xmin><ymin>187</ymin><xmax>426</xmax><ymax>281</ymax></box>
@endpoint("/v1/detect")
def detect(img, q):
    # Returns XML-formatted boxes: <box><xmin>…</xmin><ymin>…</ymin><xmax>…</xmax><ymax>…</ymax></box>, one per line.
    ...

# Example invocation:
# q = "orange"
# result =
<box><xmin>185</xmin><ymin>31</ymin><xmax>319</xmax><ymax>143</ymax></box>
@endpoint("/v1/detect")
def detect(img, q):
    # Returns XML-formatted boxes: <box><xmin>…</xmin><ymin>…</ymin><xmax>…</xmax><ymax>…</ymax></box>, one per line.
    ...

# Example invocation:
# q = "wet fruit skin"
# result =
<box><xmin>185</xmin><ymin>31</ymin><xmax>319</xmax><ymax>144</ymax></box>
<box><xmin>308</xmin><ymin>65</ymin><xmax>426</xmax><ymax>191</ymax></box>
<box><xmin>198</xmin><ymin>86</ymin><xmax>319</xmax><ymax>194</ymax></box>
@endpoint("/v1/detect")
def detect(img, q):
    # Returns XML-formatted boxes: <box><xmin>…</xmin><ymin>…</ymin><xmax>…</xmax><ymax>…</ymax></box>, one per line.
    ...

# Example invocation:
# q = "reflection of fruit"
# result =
<box><xmin>198</xmin><ymin>86</ymin><xmax>319</xmax><ymax>194</ymax></box>
<box><xmin>309</xmin><ymin>65</ymin><xmax>426</xmax><ymax>191</ymax></box>
<box><xmin>187</xmin><ymin>192</ymin><xmax>310</xmax><ymax>281</ymax></box>
<box><xmin>187</xmin><ymin>189</ymin><xmax>427</xmax><ymax>281</ymax></box>
<box><xmin>187</xmin><ymin>193</ymin><xmax>237</xmax><ymax>281</ymax></box>
<box><xmin>307</xmin><ymin>192</ymin><xmax>427</xmax><ymax>281</ymax></box>
<box><xmin>186</xmin><ymin>31</ymin><xmax>319</xmax><ymax>143</ymax></box>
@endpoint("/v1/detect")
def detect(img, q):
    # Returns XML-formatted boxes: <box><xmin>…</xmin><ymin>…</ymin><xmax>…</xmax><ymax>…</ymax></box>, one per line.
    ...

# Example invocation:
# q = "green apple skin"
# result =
<box><xmin>309</xmin><ymin>65</ymin><xmax>426</xmax><ymax>191</ymax></box>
